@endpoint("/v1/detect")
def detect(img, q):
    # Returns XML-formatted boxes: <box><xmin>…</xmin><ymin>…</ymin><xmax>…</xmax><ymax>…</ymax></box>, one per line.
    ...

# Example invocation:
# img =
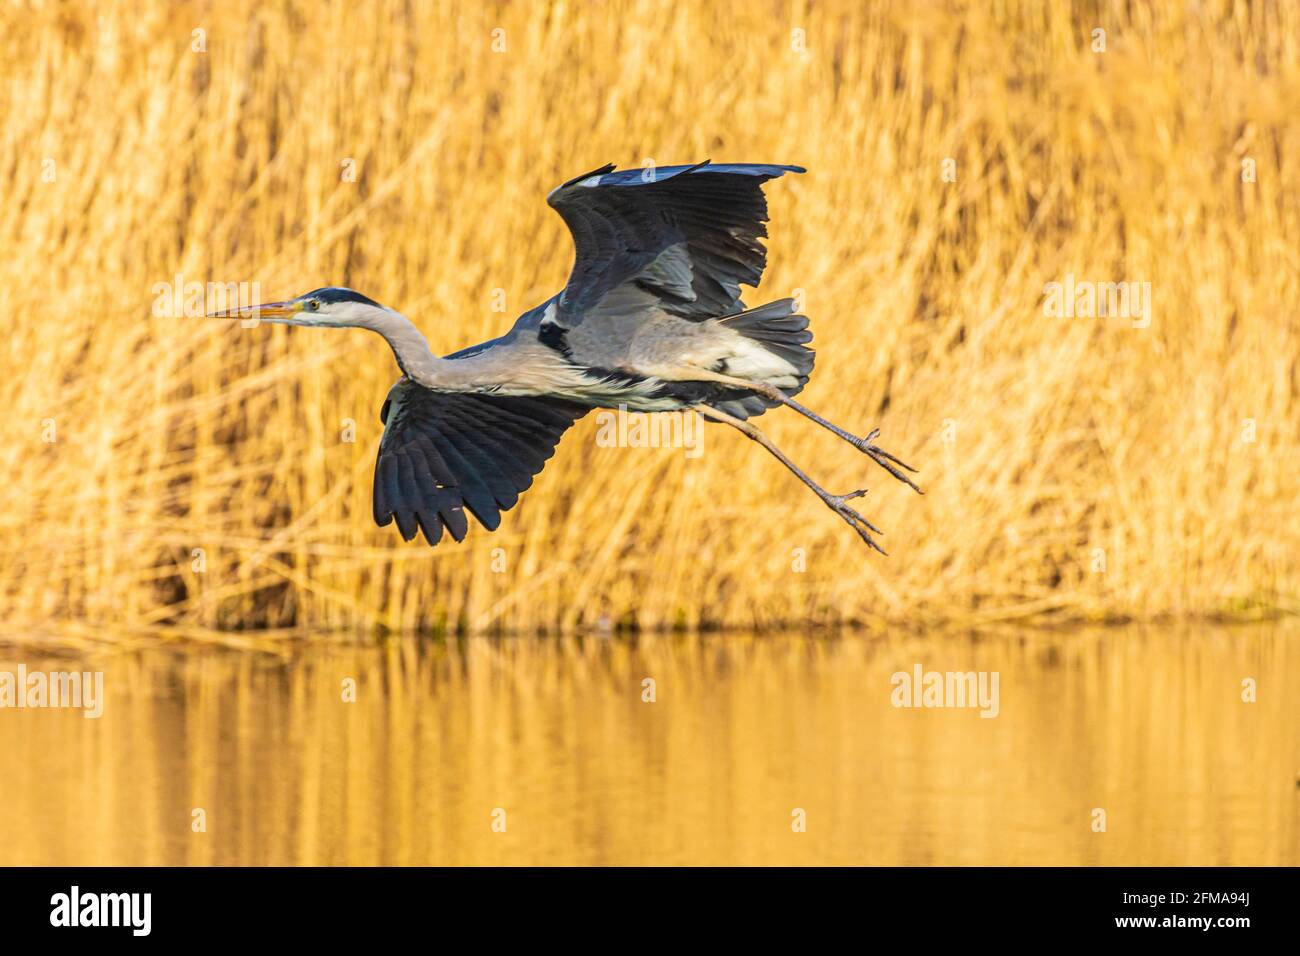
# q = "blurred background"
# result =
<box><xmin>0</xmin><ymin>0</ymin><xmax>1296</xmax><ymax>636</ymax></box>
<box><xmin>0</xmin><ymin>0</ymin><xmax>1296</xmax><ymax>868</ymax></box>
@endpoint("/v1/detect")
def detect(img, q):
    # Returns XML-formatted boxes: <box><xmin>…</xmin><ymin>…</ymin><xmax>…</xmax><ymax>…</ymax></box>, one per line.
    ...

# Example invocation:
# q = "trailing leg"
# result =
<box><xmin>696</xmin><ymin>403</ymin><xmax>889</xmax><ymax>554</ymax></box>
<box><xmin>659</xmin><ymin>367</ymin><xmax>923</xmax><ymax>494</ymax></box>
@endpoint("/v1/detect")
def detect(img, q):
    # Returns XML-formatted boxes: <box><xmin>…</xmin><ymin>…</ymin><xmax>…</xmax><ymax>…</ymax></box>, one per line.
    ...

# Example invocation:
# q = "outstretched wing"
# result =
<box><xmin>373</xmin><ymin>380</ymin><xmax>588</xmax><ymax>545</ymax></box>
<box><xmin>546</xmin><ymin>161</ymin><xmax>804</xmax><ymax>325</ymax></box>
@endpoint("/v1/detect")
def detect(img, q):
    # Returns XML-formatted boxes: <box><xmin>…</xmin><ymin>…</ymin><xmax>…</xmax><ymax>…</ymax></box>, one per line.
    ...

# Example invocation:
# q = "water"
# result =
<box><xmin>1</xmin><ymin>626</ymin><xmax>1295</xmax><ymax>865</ymax></box>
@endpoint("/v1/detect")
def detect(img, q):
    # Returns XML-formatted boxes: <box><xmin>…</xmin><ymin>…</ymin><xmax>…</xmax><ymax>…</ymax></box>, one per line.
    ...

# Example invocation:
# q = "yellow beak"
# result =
<box><xmin>205</xmin><ymin>300</ymin><xmax>300</xmax><ymax>321</ymax></box>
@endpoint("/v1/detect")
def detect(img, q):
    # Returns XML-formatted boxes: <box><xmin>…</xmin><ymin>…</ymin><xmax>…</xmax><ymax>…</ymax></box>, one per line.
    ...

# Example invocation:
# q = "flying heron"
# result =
<box><xmin>214</xmin><ymin>162</ymin><xmax>921</xmax><ymax>553</ymax></box>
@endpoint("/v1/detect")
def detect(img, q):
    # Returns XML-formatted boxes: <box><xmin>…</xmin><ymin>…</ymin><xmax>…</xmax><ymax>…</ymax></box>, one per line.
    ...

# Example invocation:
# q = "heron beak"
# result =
<box><xmin>205</xmin><ymin>300</ymin><xmax>300</xmax><ymax>323</ymax></box>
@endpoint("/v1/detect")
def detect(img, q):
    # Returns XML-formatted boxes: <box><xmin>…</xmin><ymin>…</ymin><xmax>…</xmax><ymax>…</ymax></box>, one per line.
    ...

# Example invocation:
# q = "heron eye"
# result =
<box><xmin>307</xmin><ymin>299</ymin><xmax>320</xmax><ymax>311</ymax></box>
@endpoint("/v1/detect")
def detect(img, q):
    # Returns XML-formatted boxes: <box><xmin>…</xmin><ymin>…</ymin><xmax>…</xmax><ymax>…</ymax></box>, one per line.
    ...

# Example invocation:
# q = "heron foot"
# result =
<box><xmin>852</xmin><ymin>428</ymin><xmax>924</xmax><ymax>494</ymax></box>
<box><xmin>824</xmin><ymin>488</ymin><xmax>887</xmax><ymax>554</ymax></box>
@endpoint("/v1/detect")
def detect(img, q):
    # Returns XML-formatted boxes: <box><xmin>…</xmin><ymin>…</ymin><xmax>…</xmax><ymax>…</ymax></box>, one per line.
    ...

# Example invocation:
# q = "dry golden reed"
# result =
<box><xmin>0</xmin><ymin>0</ymin><xmax>1296</xmax><ymax>636</ymax></box>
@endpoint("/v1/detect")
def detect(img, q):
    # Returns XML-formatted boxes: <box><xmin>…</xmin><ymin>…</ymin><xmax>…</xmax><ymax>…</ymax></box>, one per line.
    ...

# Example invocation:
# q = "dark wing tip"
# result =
<box><xmin>419</xmin><ymin>516</ymin><xmax>443</xmax><ymax>546</ymax></box>
<box><xmin>550</xmin><ymin>162</ymin><xmax>618</xmax><ymax>199</ymax></box>
<box><xmin>587</xmin><ymin>161</ymin><xmax>805</xmax><ymax>189</ymax></box>
<box><xmin>663</xmin><ymin>161</ymin><xmax>804</xmax><ymax>179</ymax></box>
<box><xmin>566</xmin><ymin>162</ymin><xmax>617</xmax><ymax>185</ymax></box>
<box><xmin>550</xmin><ymin>161</ymin><xmax>804</xmax><ymax>202</ymax></box>
<box><xmin>373</xmin><ymin>386</ymin><xmax>585</xmax><ymax>547</ymax></box>
<box><xmin>700</xmin><ymin>162</ymin><xmax>805</xmax><ymax>177</ymax></box>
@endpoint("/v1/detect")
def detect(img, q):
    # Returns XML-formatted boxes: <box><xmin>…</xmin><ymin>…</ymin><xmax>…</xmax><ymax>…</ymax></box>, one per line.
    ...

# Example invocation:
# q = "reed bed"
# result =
<box><xmin>1</xmin><ymin>0</ymin><xmax>1296</xmax><ymax>636</ymax></box>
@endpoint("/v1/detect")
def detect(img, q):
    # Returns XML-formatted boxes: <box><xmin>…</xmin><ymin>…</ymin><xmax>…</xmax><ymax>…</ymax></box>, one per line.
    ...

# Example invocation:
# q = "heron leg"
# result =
<box><xmin>696</xmin><ymin>403</ymin><xmax>888</xmax><ymax>554</ymax></box>
<box><xmin>777</xmin><ymin>399</ymin><xmax>922</xmax><ymax>494</ymax></box>
<box><xmin>660</xmin><ymin>368</ymin><xmax>923</xmax><ymax>494</ymax></box>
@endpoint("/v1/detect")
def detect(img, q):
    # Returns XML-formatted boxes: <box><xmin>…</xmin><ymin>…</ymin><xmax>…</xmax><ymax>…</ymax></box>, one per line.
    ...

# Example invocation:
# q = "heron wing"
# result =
<box><xmin>373</xmin><ymin>380</ymin><xmax>588</xmax><ymax>545</ymax></box>
<box><xmin>546</xmin><ymin>161</ymin><xmax>804</xmax><ymax>325</ymax></box>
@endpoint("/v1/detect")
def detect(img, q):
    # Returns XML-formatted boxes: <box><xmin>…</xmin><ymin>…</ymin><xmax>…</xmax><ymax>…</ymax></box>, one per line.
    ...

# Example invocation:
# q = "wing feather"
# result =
<box><xmin>392</xmin><ymin>452</ymin><xmax>422</xmax><ymax>542</ymax></box>
<box><xmin>546</xmin><ymin>161</ymin><xmax>804</xmax><ymax>324</ymax></box>
<box><xmin>373</xmin><ymin>381</ymin><xmax>587</xmax><ymax>545</ymax></box>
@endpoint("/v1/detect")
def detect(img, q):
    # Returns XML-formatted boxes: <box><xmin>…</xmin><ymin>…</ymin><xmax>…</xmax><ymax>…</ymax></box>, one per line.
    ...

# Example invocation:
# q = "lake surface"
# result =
<box><xmin>0</xmin><ymin>625</ymin><xmax>1295</xmax><ymax>865</ymax></box>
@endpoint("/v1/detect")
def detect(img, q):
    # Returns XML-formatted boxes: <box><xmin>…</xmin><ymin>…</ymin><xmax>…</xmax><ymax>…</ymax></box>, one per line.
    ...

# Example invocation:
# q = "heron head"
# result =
<box><xmin>218</xmin><ymin>287</ymin><xmax>391</xmax><ymax>327</ymax></box>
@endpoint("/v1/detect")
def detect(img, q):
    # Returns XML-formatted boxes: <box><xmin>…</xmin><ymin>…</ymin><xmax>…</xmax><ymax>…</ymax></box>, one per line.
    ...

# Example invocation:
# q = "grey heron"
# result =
<box><xmin>215</xmin><ymin>162</ymin><xmax>921</xmax><ymax>553</ymax></box>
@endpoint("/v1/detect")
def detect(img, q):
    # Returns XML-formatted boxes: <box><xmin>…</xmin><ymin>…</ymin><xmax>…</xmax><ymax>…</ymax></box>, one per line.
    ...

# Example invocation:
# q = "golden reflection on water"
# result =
<box><xmin>0</xmin><ymin>626</ymin><xmax>1295</xmax><ymax>866</ymax></box>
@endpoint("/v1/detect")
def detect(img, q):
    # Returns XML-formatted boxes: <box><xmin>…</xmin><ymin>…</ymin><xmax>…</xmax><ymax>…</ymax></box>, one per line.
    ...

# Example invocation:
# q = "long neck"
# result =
<box><xmin>357</xmin><ymin>308</ymin><xmax>455</xmax><ymax>387</ymax></box>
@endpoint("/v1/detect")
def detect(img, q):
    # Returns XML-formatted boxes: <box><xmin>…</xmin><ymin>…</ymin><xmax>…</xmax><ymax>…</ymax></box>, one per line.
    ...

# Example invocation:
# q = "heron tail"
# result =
<box><xmin>713</xmin><ymin>298</ymin><xmax>815</xmax><ymax>419</ymax></box>
<box><xmin>720</xmin><ymin>298</ymin><xmax>814</xmax><ymax>380</ymax></box>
